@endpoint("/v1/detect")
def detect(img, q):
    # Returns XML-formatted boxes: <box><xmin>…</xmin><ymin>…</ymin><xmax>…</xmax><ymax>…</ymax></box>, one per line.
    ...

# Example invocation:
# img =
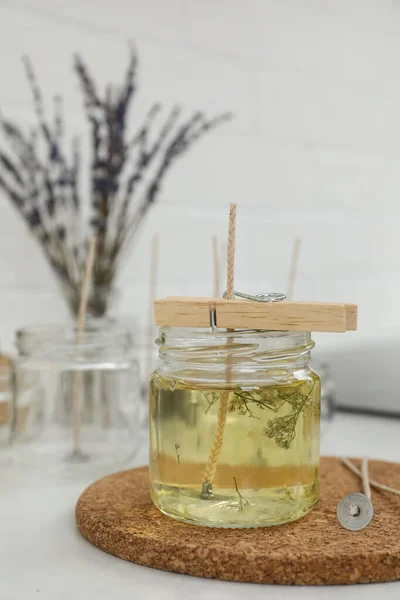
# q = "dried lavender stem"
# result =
<box><xmin>1</xmin><ymin>50</ymin><xmax>231</xmax><ymax>319</ymax></box>
<box><xmin>201</xmin><ymin>204</ymin><xmax>236</xmax><ymax>495</ymax></box>
<box><xmin>72</xmin><ymin>236</ymin><xmax>97</xmax><ymax>455</ymax></box>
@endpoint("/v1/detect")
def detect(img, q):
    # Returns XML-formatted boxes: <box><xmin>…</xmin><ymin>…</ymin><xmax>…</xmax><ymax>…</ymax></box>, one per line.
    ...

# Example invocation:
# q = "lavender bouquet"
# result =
<box><xmin>0</xmin><ymin>50</ymin><xmax>231</xmax><ymax>317</ymax></box>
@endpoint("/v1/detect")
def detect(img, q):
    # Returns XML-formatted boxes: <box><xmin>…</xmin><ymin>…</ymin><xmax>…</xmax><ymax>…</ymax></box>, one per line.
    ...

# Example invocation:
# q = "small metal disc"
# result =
<box><xmin>337</xmin><ymin>492</ymin><xmax>373</xmax><ymax>531</ymax></box>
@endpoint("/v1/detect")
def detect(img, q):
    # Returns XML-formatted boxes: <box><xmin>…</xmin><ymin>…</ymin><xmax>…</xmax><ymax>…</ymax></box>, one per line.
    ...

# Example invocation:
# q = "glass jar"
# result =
<box><xmin>0</xmin><ymin>355</ymin><xmax>11</xmax><ymax>446</ymax></box>
<box><xmin>149</xmin><ymin>328</ymin><xmax>320</xmax><ymax>528</ymax></box>
<box><xmin>135</xmin><ymin>325</ymin><xmax>159</xmax><ymax>423</ymax></box>
<box><xmin>11</xmin><ymin>324</ymin><xmax>141</xmax><ymax>474</ymax></box>
<box><xmin>312</xmin><ymin>360</ymin><xmax>336</xmax><ymax>437</ymax></box>
<box><xmin>84</xmin><ymin>316</ymin><xmax>150</xmax><ymax>427</ymax></box>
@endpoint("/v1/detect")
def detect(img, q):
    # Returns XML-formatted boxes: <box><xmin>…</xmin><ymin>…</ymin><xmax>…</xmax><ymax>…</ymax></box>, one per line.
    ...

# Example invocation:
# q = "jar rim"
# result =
<box><xmin>158</xmin><ymin>327</ymin><xmax>309</xmax><ymax>339</ymax></box>
<box><xmin>158</xmin><ymin>327</ymin><xmax>312</xmax><ymax>350</ymax></box>
<box><xmin>157</xmin><ymin>327</ymin><xmax>314</xmax><ymax>372</ymax></box>
<box><xmin>16</xmin><ymin>322</ymin><xmax>132</xmax><ymax>359</ymax></box>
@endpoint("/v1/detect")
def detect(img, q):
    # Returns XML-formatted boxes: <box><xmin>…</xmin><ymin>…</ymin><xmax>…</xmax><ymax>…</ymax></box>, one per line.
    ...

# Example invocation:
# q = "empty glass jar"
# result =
<box><xmin>149</xmin><ymin>327</ymin><xmax>321</xmax><ymax>528</ymax></box>
<box><xmin>0</xmin><ymin>355</ymin><xmax>11</xmax><ymax>447</ymax></box>
<box><xmin>11</xmin><ymin>323</ymin><xmax>141</xmax><ymax>474</ymax></box>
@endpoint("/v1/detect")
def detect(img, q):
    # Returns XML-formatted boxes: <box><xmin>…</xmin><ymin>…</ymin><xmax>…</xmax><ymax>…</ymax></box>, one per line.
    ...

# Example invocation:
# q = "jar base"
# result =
<box><xmin>151</xmin><ymin>482</ymin><xmax>318</xmax><ymax>528</ymax></box>
<box><xmin>10</xmin><ymin>423</ymin><xmax>142</xmax><ymax>478</ymax></box>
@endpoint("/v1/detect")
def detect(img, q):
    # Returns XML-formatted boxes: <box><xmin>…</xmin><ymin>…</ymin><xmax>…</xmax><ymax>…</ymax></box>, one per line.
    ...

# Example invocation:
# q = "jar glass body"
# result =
<box><xmin>0</xmin><ymin>356</ymin><xmax>11</xmax><ymax>448</ymax></box>
<box><xmin>11</xmin><ymin>323</ymin><xmax>141</xmax><ymax>474</ymax></box>
<box><xmin>312</xmin><ymin>360</ymin><xmax>336</xmax><ymax>437</ymax></box>
<box><xmin>149</xmin><ymin>328</ymin><xmax>320</xmax><ymax>527</ymax></box>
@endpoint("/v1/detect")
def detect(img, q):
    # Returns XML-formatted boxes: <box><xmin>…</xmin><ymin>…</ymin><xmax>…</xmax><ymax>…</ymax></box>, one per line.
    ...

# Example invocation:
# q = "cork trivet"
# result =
<box><xmin>76</xmin><ymin>457</ymin><xmax>400</xmax><ymax>585</ymax></box>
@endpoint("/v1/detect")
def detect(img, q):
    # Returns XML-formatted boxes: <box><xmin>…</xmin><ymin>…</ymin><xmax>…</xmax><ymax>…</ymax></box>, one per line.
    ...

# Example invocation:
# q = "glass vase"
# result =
<box><xmin>11</xmin><ymin>323</ymin><xmax>141</xmax><ymax>475</ymax></box>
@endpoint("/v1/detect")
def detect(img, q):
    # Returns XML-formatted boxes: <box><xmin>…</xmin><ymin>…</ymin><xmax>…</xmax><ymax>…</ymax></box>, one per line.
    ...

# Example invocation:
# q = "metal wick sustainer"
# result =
<box><xmin>337</xmin><ymin>492</ymin><xmax>373</xmax><ymax>532</ymax></box>
<box><xmin>337</xmin><ymin>458</ymin><xmax>374</xmax><ymax>531</ymax></box>
<box><xmin>209</xmin><ymin>291</ymin><xmax>287</xmax><ymax>331</ymax></box>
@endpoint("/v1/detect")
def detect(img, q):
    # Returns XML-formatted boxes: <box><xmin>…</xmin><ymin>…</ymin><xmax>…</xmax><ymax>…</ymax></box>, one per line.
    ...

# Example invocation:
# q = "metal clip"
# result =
<box><xmin>223</xmin><ymin>291</ymin><xmax>286</xmax><ymax>303</ymax></box>
<box><xmin>209</xmin><ymin>291</ymin><xmax>286</xmax><ymax>331</ymax></box>
<box><xmin>209</xmin><ymin>307</ymin><xmax>218</xmax><ymax>332</ymax></box>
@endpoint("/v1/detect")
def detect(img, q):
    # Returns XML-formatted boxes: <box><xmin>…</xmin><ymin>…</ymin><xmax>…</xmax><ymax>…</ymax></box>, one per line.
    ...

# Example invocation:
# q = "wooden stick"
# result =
<box><xmin>226</xmin><ymin>207</ymin><xmax>236</xmax><ymax>299</ymax></box>
<box><xmin>154</xmin><ymin>298</ymin><xmax>358</xmax><ymax>332</ymax></box>
<box><xmin>145</xmin><ymin>234</ymin><xmax>159</xmax><ymax>381</ymax></box>
<box><xmin>212</xmin><ymin>235</ymin><xmax>220</xmax><ymax>298</ymax></box>
<box><xmin>202</xmin><ymin>204</ymin><xmax>236</xmax><ymax>494</ymax></box>
<box><xmin>73</xmin><ymin>236</ymin><xmax>97</xmax><ymax>454</ymax></box>
<box><xmin>287</xmin><ymin>236</ymin><xmax>301</xmax><ymax>300</ymax></box>
<box><xmin>76</xmin><ymin>236</ymin><xmax>97</xmax><ymax>343</ymax></box>
<box><xmin>220</xmin><ymin>240</ymin><xmax>227</xmax><ymax>288</ymax></box>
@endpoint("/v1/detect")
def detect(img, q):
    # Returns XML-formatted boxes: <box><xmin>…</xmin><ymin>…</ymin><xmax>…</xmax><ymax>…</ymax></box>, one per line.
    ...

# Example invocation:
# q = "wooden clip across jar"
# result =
<box><xmin>154</xmin><ymin>295</ymin><xmax>358</xmax><ymax>333</ymax></box>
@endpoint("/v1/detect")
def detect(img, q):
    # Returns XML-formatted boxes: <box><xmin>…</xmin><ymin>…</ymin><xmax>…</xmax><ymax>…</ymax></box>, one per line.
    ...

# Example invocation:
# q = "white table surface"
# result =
<box><xmin>1</xmin><ymin>413</ymin><xmax>400</xmax><ymax>600</ymax></box>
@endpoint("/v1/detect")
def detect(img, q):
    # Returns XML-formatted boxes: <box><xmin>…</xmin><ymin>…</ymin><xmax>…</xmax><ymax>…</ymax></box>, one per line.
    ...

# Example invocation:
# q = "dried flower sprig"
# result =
<box><xmin>226</xmin><ymin>379</ymin><xmax>319</xmax><ymax>450</ymax></box>
<box><xmin>233</xmin><ymin>476</ymin><xmax>249</xmax><ymax>511</ymax></box>
<box><xmin>0</xmin><ymin>48</ymin><xmax>232</xmax><ymax>316</ymax></box>
<box><xmin>264</xmin><ymin>382</ymin><xmax>317</xmax><ymax>449</ymax></box>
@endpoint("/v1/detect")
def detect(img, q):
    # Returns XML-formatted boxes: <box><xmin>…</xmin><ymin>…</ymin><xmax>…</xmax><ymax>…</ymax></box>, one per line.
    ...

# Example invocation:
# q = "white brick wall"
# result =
<box><xmin>1</xmin><ymin>0</ymin><xmax>400</xmax><ymax>410</ymax></box>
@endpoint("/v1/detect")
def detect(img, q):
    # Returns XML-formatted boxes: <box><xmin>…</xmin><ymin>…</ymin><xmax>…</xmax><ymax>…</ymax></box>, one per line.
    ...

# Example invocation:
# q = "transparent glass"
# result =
<box><xmin>135</xmin><ymin>326</ymin><xmax>159</xmax><ymax>424</ymax></box>
<box><xmin>0</xmin><ymin>356</ymin><xmax>11</xmax><ymax>447</ymax></box>
<box><xmin>149</xmin><ymin>328</ymin><xmax>321</xmax><ymax>528</ymax></box>
<box><xmin>11</xmin><ymin>324</ymin><xmax>140</xmax><ymax>475</ymax></box>
<box><xmin>312</xmin><ymin>360</ymin><xmax>336</xmax><ymax>437</ymax></box>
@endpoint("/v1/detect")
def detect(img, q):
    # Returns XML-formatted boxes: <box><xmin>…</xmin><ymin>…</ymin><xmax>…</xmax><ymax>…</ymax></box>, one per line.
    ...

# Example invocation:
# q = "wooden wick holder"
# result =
<box><xmin>154</xmin><ymin>297</ymin><xmax>358</xmax><ymax>333</ymax></box>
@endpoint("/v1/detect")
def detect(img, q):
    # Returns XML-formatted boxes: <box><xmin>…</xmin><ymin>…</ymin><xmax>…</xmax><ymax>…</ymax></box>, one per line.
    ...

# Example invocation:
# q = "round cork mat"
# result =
<box><xmin>76</xmin><ymin>457</ymin><xmax>400</xmax><ymax>585</ymax></box>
